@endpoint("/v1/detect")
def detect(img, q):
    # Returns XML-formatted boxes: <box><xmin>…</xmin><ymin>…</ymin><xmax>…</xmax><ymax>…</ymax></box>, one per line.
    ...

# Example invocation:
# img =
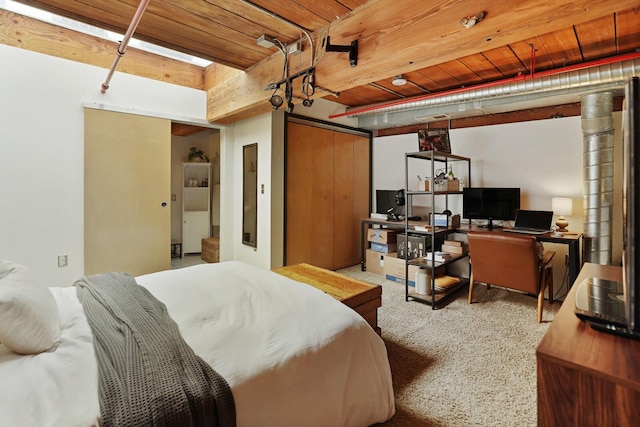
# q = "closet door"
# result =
<box><xmin>84</xmin><ymin>109</ymin><xmax>171</xmax><ymax>276</ymax></box>
<box><xmin>286</xmin><ymin>123</ymin><xmax>334</xmax><ymax>269</ymax></box>
<box><xmin>286</xmin><ymin>121</ymin><xmax>370</xmax><ymax>270</ymax></box>
<box><xmin>333</xmin><ymin>132</ymin><xmax>370</xmax><ymax>269</ymax></box>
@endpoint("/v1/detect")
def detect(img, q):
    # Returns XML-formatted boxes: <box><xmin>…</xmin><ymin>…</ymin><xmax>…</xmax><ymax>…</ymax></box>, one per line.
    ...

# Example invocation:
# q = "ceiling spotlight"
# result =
<box><xmin>286</xmin><ymin>102</ymin><xmax>295</xmax><ymax>113</ymax></box>
<box><xmin>269</xmin><ymin>94</ymin><xmax>283</xmax><ymax>110</ymax></box>
<box><xmin>392</xmin><ymin>75</ymin><xmax>407</xmax><ymax>86</ymax></box>
<box><xmin>460</xmin><ymin>11</ymin><xmax>485</xmax><ymax>29</ymax></box>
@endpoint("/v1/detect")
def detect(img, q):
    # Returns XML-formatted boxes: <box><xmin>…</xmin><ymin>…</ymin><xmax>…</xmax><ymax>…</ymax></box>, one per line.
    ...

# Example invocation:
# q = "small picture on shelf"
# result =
<box><xmin>418</xmin><ymin>128</ymin><xmax>451</xmax><ymax>153</ymax></box>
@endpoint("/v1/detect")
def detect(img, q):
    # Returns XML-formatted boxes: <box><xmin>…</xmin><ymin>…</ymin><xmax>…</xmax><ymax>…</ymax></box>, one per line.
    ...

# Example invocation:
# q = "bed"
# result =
<box><xmin>0</xmin><ymin>260</ymin><xmax>395</xmax><ymax>427</ymax></box>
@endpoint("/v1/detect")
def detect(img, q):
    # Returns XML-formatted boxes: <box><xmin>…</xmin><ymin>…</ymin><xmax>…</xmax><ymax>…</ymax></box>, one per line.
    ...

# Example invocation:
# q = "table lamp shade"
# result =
<box><xmin>552</xmin><ymin>197</ymin><xmax>573</xmax><ymax>232</ymax></box>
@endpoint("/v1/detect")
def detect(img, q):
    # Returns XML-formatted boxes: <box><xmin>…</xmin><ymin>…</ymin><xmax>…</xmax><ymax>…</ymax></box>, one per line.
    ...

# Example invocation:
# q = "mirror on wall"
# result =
<box><xmin>242</xmin><ymin>143</ymin><xmax>258</xmax><ymax>247</ymax></box>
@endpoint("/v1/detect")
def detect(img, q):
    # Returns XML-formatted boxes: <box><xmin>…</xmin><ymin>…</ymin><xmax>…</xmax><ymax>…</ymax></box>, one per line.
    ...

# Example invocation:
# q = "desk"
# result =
<box><xmin>456</xmin><ymin>224</ymin><xmax>582</xmax><ymax>285</ymax></box>
<box><xmin>361</xmin><ymin>218</ymin><xmax>583</xmax><ymax>286</ymax></box>
<box><xmin>536</xmin><ymin>263</ymin><xmax>640</xmax><ymax>426</ymax></box>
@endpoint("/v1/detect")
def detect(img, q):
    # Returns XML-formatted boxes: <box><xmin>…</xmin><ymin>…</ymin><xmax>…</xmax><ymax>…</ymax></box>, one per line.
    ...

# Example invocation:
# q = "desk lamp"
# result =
<box><xmin>552</xmin><ymin>197</ymin><xmax>573</xmax><ymax>232</ymax></box>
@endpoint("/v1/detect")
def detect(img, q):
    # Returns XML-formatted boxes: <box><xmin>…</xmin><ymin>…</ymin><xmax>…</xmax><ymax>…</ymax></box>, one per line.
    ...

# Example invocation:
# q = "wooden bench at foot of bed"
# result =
<box><xmin>273</xmin><ymin>263</ymin><xmax>382</xmax><ymax>335</ymax></box>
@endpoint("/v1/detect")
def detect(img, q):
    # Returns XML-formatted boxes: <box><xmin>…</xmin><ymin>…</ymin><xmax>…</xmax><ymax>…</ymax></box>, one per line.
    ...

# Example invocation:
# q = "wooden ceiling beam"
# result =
<box><xmin>206</xmin><ymin>0</ymin><xmax>638</xmax><ymax>124</ymax></box>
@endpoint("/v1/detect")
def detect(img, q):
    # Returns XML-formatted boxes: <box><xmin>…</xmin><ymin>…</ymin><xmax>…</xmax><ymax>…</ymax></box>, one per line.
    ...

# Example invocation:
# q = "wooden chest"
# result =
<box><xmin>273</xmin><ymin>263</ymin><xmax>382</xmax><ymax>335</ymax></box>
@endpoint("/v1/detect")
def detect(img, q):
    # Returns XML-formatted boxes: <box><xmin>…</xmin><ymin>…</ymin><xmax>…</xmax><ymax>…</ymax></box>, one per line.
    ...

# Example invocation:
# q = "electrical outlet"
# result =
<box><xmin>58</xmin><ymin>255</ymin><xmax>68</xmax><ymax>268</ymax></box>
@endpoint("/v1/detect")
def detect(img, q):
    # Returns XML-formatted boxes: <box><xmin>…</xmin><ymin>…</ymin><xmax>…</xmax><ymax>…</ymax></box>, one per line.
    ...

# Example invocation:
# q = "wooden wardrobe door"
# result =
<box><xmin>286</xmin><ymin>123</ymin><xmax>335</xmax><ymax>269</ymax></box>
<box><xmin>333</xmin><ymin>133</ymin><xmax>370</xmax><ymax>269</ymax></box>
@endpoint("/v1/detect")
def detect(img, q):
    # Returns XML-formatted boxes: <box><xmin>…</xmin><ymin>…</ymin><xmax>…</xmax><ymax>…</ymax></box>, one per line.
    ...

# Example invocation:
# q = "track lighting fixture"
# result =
<box><xmin>269</xmin><ymin>93</ymin><xmax>284</xmax><ymax>109</ymax></box>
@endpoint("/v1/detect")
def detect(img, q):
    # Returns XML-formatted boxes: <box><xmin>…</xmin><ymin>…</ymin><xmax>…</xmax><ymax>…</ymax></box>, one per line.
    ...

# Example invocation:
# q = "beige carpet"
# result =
<box><xmin>337</xmin><ymin>265</ymin><xmax>561</xmax><ymax>427</ymax></box>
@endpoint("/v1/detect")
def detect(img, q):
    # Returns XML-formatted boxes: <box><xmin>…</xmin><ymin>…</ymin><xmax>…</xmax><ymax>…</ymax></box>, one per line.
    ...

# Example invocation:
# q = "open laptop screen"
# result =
<box><xmin>513</xmin><ymin>209</ymin><xmax>553</xmax><ymax>231</ymax></box>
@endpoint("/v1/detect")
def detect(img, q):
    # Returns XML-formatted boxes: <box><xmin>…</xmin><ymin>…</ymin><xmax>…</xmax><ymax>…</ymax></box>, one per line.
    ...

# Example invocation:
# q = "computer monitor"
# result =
<box><xmin>462</xmin><ymin>187</ymin><xmax>521</xmax><ymax>229</ymax></box>
<box><xmin>376</xmin><ymin>189</ymin><xmax>404</xmax><ymax>216</ymax></box>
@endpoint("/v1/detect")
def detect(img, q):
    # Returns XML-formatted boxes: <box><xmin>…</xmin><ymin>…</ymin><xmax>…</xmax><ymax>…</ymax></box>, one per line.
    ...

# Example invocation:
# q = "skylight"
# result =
<box><xmin>0</xmin><ymin>0</ymin><xmax>213</xmax><ymax>67</ymax></box>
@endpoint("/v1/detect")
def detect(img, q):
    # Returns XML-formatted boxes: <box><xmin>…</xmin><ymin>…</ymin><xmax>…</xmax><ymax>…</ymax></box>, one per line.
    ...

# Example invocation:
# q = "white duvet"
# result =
<box><xmin>0</xmin><ymin>261</ymin><xmax>395</xmax><ymax>426</ymax></box>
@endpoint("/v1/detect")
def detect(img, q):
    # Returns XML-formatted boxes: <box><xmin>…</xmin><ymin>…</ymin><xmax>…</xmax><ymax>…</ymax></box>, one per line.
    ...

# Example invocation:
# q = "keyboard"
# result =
<box><xmin>503</xmin><ymin>228</ymin><xmax>550</xmax><ymax>235</ymax></box>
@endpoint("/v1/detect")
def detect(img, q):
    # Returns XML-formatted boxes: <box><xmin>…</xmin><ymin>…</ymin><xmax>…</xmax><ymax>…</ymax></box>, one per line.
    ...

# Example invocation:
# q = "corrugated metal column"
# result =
<box><xmin>582</xmin><ymin>92</ymin><xmax>615</xmax><ymax>264</ymax></box>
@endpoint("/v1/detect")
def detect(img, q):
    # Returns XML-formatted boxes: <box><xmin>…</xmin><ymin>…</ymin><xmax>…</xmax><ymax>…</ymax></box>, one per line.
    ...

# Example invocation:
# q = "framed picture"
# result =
<box><xmin>418</xmin><ymin>128</ymin><xmax>451</xmax><ymax>153</ymax></box>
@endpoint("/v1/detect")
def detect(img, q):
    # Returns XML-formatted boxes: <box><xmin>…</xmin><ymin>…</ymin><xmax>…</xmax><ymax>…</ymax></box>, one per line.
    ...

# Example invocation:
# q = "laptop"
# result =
<box><xmin>503</xmin><ymin>209</ymin><xmax>553</xmax><ymax>235</ymax></box>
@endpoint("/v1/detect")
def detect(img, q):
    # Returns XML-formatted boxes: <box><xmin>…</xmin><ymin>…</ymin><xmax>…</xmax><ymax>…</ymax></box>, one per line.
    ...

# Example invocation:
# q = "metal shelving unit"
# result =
<box><xmin>403</xmin><ymin>150</ymin><xmax>471</xmax><ymax>309</ymax></box>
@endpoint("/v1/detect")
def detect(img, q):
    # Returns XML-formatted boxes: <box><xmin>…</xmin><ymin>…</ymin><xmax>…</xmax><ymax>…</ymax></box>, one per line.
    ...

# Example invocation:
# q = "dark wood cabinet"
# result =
<box><xmin>536</xmin><ymin>262</ymin><xmax>640</xmax><ymax>426</ymax></box>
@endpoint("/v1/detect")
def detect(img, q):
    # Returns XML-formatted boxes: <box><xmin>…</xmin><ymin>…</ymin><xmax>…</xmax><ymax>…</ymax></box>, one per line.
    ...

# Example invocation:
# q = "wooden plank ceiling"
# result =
<box><xmin>13</xmin><ymin>0</ymin><xmax>640</xmax><ymax>125</ymax></box>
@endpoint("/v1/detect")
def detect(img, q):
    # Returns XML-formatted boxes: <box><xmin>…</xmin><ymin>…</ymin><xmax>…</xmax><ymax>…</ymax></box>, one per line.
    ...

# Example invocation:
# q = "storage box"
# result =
<box><xmin>433</xmin><ymin>179</ymin><xmax>448</xmax><ymax>192</ymax></box>
<box><xmin>367</xmin><ymin>228</ymin><xmax>397</xmax><ymax>244</ymax></box>
<box><xmin>370</xmin><ymin>242</ymin><xmax>397</xmax><ymax>253</ymax></box>
<box><xmin>447</xmin><ymin>179</ymin><xmax>460</xmax><ymax>191</ymax></box>
<box><xmin>383</xmin><ymin>253</ymin><xmax>420</xmax><ymax>287</ymax></box>
<box><xmin>397</xmin><ymin>233</ymin><xmax>431</xmax><ymax>259</ymax></box>
<box><xmin>366</xmin><ymin>248</ymin><xmax>385</xmax><ymax>275</ymax></box>
<box><xmin>201</xmin><ymin>237</ymin><xmax>219</xmax><ymax>263</ymax></box>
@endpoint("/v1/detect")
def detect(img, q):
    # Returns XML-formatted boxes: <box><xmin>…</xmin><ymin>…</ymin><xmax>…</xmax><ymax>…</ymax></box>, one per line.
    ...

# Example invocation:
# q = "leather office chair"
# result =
<box><xmin>466</xmin><ymin>231</ymin><xmax>555</xmax><ymax>323</ymax></box>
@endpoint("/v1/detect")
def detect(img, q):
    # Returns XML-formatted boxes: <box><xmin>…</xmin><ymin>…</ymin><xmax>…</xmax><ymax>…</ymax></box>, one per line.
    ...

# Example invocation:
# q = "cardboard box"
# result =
<box><xmin>383</xmin><ymin>253</ymin><xmax>420</xmax><ymax>287</ymax></box>
<box><xmin>365</xmin><ymin>249</ymin><xmax>385</xmax><ymax>275</ymax></box>
<box><xmin>397</xmin><ymin>233</ymin><xmax>431</xmax><ymax>259</ymax></box>
<box><xmin>367</xmin><ymin>228</ymin><xmax>397</xmax><ymax>244</ymax></box>
<box><xmin>370</xmin><ymin>242</ymin><xmax>397</xmax><ymax>253</ymax></box>
<box><xmin>444</xmin><ymin>239</ymin><xmax>463</xmax><ymax>246</ymax></box>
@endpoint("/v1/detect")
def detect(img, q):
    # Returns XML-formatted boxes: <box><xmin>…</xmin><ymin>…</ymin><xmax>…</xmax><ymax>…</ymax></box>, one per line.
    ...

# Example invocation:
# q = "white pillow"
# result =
<box><xmin>0</xmin><ymin>260</ymin><xmax>61</xmax><ymax>354</ymax></box>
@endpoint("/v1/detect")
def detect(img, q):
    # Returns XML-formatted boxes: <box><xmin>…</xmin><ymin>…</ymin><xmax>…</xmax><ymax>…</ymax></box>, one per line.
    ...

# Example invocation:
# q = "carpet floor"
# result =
<box><xmin>336</xmin><ymin>265</ymin><xmax>561</xmax><ymax>427</ymax></box>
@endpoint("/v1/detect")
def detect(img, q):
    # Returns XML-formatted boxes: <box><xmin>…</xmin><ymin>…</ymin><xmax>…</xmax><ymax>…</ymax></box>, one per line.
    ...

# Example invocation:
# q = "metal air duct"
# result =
<box><xmin>582</xmin><ymin>92</ymin><xmax>615</xmax><ymax>265</ymax></box>
<box><xmin>330</xmin><ymin>53</ymin><xmax>640</xmax><ymax>130</ymax></box>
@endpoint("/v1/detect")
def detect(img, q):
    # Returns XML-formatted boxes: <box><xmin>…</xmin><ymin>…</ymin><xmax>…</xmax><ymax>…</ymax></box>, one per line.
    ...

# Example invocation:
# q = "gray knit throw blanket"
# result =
<box><xmin>75</xmin><ymin>272</ymin><xmax>236</xmax><ymax>427</ymax></box>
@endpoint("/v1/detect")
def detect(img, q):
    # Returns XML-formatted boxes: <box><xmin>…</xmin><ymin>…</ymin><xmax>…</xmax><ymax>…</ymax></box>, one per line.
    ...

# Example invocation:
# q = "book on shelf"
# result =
<box><xmin>434</xmin><ymin>275</ymin><xmax>461</xmax><ymax>291</ymax></box>
<box><xmin>413</xmin><ymin>225</ymin><xmax>433</xmax><ymax>231</ymax></box>
<box><xmin>424</xmin><ymin>251</ymin><xmax>453</xmax><ymax>262</ymax></box>
<box><xmin>441</xmin><ymin>244</ymin><xmax>466</xmax><ymax>255</ymax></box>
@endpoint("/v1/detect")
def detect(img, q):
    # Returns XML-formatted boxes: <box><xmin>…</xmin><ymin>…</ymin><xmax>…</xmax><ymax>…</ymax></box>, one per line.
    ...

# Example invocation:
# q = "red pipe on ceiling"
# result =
<box><xmin>328</xmin><ymin>51</ymin><xmax>640</xmax><ymax>120</ymax></box>
<box><xmin>100</xmin><ymin>0</ymin><xmax>151</xmax><ymax>93</ymax></box>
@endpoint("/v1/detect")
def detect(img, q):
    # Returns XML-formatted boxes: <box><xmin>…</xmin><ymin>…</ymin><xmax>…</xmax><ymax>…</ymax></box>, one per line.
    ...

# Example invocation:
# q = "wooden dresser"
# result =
<box><xmin>536</xmin><ymin>262</ymin><xmax>640</xmax><ymax>426</ymax></box>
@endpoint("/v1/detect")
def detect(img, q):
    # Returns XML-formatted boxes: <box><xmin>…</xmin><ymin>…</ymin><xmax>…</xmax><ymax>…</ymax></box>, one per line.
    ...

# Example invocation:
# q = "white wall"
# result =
<box><xmin>373</xmin><ymin>113</ymin><xmax>624</xmax><ymax>290</ymax></box>
<box><xmin>0</xmin><ymin>44</ymin><xmax>208</xmax><ymax>285</ymax></box>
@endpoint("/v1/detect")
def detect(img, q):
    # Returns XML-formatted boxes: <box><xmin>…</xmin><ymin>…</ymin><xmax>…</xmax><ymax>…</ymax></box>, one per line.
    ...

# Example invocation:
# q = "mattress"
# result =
<box><xmin>0</xmin><ymin>261</ymin><xmax>395</xmax><ymax>426</ymax></box>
